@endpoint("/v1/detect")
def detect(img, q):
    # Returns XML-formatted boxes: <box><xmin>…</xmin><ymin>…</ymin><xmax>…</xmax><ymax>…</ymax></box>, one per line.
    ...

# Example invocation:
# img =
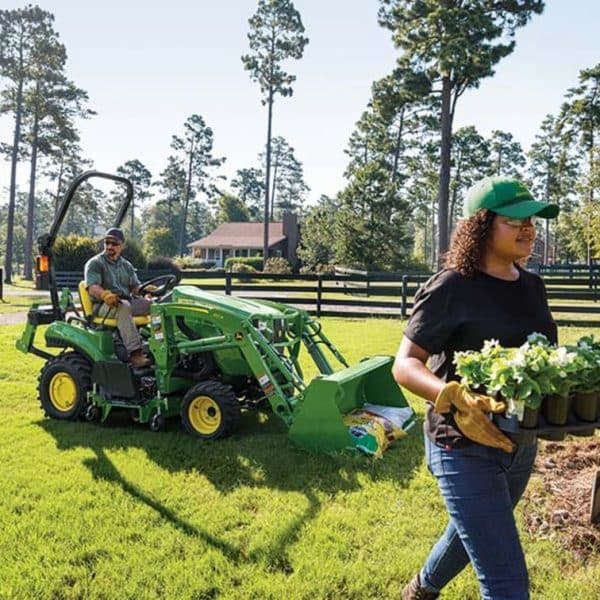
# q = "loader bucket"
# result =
<box><xmin>288</xmin><ymin>355</ymin><xmax>416</xmax><ymax>454</ymax></box>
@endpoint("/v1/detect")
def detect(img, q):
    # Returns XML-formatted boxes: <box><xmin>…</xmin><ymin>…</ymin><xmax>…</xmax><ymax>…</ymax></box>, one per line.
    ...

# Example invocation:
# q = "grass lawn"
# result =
<box><xmin>0</xmin><ymin>294</ymin><xmax>50</xmax><ymax>315</ymax></box>
<box><xmin>0</xmin><ymin>319</ymin><xmax>599</xmax><ymax>599</ymax></box>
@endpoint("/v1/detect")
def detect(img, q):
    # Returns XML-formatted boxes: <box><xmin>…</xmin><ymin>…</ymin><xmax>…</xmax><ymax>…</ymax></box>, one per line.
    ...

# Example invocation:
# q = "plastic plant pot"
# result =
<box><xmin>543</xmin><ymin>393</ymin><xmax>572</xmax><ymax>425</ymax></box>
<box><xmin>519</xmin><ymin>405</ymin><xmax>540</xmax><ymax>429</ymax></box>
<box><xmin>573</xmin><ymin>391</ymin><xmax>599</xmax><ymax>422</ymax></box>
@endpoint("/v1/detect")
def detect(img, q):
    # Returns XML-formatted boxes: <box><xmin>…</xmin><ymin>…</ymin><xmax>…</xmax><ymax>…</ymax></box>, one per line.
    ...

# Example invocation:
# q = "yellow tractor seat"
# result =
<box><xmin>78</xmin><ymin>281</ymin><xmax>150</xmax><ymax>327</ymax></box>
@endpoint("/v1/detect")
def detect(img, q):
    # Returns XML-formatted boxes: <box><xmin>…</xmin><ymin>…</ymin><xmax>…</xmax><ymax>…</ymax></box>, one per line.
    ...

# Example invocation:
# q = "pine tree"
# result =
<box><xmin>242</xmin><ymin>0</ymin><xmax>308</xmax><ymax>260</ymax></box>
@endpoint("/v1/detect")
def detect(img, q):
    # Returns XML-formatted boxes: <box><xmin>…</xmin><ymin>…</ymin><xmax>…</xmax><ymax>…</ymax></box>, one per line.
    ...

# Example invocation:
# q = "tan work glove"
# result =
<box><xmin>100</xmin><ymin>290</ymin><xmax>120</xmax><ymax>307</ymax></box>
<box><xmin>434</xmin><ymin>381</ymin><xmax>515</xmax><ymax>453</ymax></box>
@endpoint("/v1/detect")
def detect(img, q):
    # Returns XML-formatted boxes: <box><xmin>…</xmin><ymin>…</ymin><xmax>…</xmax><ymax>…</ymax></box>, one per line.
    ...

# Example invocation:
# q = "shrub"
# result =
<box><xmin>232</xmin><ymin>262</ymin><xmax>258</xmax><ymax>282</ymax></box>
<box><xmin>121</xmin><ymin>239</ymin><xmax>147</xmax><ymax>269</ymax></box>
<box><xmin>300</xmin><ymin>263</ymin><xmax>336</xmax><ymax>275</ymax></box>
<box><xmin>264</xmin><ymin>257</ymin><xmax>292</xmax><ymax>274</ymax></box>
<box><xmin>147</xmin><ymin>256</ymin><xmax>182</xmax><ymax>274</ymax></box>
<box><xmin>175</xmin><ymin>257</ymin><xmax>216</xmax><ymax>270</ymax></box>
<box><xmin>230</xmin><ymin>262</ymin><xmax>257</xmax><ymax>273</ymax></box>
<box><xmin>52</xmin><ymin>235</ymin><xmax>98</xmax><ymax>271</ymax></box>
<box><xmin>224</xmin><ymin>256</ymin><xmax>263</xmax><ymax>271</ymax></box>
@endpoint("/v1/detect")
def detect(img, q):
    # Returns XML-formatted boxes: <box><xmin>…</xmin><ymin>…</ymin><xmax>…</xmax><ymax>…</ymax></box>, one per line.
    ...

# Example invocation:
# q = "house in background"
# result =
<box><xmin>188</xmin><ymin>212</ymin><xmax>299</xmax><ymax>268</ymax></box>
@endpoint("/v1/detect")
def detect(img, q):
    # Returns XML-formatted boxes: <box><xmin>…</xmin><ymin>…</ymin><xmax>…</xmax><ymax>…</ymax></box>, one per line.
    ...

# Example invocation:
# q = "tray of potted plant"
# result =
<box><xmin>454</xmin><ymin>333</ymin><xmax>600</xmax><ymax>438</ymax></box>
<box><xmin>567</xmin><ymin>336</ymin><xmax>600</xmax><ymax>436</ymax></box>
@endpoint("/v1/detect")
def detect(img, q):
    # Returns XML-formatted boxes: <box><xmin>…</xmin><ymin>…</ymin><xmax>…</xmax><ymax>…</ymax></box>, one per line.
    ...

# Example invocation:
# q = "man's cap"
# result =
<box><xmin>103</xmin><ymin>227</ymin><xmax>125</xmax><ymax>243</ymax></box>
<box><xmin>464</xmin><ymin>176</ymin><xmax>559</xmax><ymax>219</ymax></box>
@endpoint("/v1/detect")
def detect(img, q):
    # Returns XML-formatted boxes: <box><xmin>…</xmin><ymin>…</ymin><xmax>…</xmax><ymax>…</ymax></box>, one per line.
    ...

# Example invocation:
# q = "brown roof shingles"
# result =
<box><xmin>188</xmin><ymin>222</ymin><xmax>286</xmax><ymax>249</ymax></box>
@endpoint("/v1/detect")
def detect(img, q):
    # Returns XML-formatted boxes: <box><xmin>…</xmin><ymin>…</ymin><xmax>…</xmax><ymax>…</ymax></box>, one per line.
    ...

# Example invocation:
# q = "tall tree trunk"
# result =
<box><xmin>130</xmin><ymin>197</ymin><xmax>135</xmax><ymax>239</ymax></box>
<box><xmin>4</xmin><ymin>76</ymin><xmax>25</xmax><ymax>284</ymax></box>
<box><xmin>24</xmin><ymin>91</ymin><xmax>40</xmax><ymax>280</ymax></box>
<box><xmin>543</xmin><ymin>171</ymin><xmax>551</xmax><ymax>264</ymax></box>
<box><xmin>448</xmin><ymin>158</ymin><xmax>462</xmax><ymax>240</ymax></box>
<box><xmin>263</xmin><ymin>85</ymin><xmax>274</xmax><ymax>264</ymax></box>
<box><xmin>178</xmin><ymin>140</ymin><xmax>195</xmax><ymax>257</ymax></box>
<box><xmin>270</xmin><ymin>150</ymin><xmax>279</xmax><ymax>220</ymax></box>
<box><xmin>390</xmin><ymin>107</ymin><xmax>405</xmax><ymax>185</ymax></box>
<box><xmin>55</xmin><ymin>155</ymin><xmax>64</xmax><ymax>214</ymax></box>
<box><xmin>437</xmin><ymin>74</ymin><xmax>453</xmax><ymax>267</ymax></box>
<box><xmin>431</xmin><ymin>195</ymin><xmax>437</xmax><ymax>271</ymax></box>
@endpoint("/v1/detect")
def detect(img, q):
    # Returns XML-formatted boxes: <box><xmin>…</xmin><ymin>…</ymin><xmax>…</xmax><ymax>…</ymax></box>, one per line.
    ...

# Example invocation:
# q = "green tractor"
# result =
<box><xmin>17</xmin><ymin>171</ymin><xmax>415</xmax><ymax>453</ymax></box>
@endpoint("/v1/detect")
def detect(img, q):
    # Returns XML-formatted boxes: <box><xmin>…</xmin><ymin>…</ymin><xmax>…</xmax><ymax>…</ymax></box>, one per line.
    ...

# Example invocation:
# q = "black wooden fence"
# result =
<box><xmin>52</xmin><ymin>267</ymin><xmax>600</xmax><ymax>327</ymax></box>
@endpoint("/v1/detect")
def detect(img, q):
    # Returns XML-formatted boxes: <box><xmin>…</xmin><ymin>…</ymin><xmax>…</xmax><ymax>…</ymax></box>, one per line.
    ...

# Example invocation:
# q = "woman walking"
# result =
<box><xmin>393</xmin><ymin>176</ymin><xmax>559</xmax><ymax>599</ymax></box>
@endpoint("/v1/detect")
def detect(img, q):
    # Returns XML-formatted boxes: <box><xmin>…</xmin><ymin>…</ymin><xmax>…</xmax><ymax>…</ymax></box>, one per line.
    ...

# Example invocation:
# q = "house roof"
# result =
<box><xmin>188</xmin><ymin>222</ymin><xmax>287</xmax><ymax>249</ymax></box>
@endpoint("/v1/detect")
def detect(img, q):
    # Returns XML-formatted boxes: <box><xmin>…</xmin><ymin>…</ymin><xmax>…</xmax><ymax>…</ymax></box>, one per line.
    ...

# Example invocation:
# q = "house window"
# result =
<box><xmin>207</xmin><ymin>248</ymin><xmax>216</xmax><ymax>260</ymax></box>
<box><xmin>235</xmin><ymin>249</ymin><xmax>249</xmax><ymax>257</ymax></box>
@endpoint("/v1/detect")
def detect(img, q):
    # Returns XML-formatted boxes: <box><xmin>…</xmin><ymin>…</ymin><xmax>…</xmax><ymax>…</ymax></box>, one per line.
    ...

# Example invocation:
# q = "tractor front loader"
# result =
<box><xmin>17</xmin><ymin>170</ymin><xmax>416</xmax><ymax>454</ymax></box>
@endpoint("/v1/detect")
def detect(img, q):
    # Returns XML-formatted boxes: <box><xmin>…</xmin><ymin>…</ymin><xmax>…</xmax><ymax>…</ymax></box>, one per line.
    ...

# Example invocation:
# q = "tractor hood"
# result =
<box><xmin>171</xmin><ymin>285</ymin><xmax>286</xmax><ymax>320</ymax></box>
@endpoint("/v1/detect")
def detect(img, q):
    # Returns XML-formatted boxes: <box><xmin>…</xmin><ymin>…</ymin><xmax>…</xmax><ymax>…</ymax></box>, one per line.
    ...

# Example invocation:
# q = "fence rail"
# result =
<box><xmin>51</xmin><ymin>268</ymin><xmax>600</xmax><ymax>327</ymax></box>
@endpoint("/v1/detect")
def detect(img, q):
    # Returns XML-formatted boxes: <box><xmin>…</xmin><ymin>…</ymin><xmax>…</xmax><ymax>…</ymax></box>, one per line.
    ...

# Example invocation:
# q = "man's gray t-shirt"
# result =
<box><xmin>84</xmin><ymin>253</ymin><xmax>140</xmax><ymax>299</ymax></box>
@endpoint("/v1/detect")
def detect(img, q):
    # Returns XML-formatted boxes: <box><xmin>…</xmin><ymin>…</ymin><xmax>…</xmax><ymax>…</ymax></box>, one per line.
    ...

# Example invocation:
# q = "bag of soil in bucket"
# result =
<box><xmin>343</xmin><ymin>403</ymin><xmax>415</xmax><ymax>458</ymax></box>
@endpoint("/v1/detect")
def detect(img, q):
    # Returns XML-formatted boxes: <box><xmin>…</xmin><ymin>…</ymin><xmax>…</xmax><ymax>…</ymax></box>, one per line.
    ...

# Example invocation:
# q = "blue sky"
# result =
<box><xmin>0</xmin><ymin>1</ymin><xmax>598</xmax><ymax>205</ymax></box>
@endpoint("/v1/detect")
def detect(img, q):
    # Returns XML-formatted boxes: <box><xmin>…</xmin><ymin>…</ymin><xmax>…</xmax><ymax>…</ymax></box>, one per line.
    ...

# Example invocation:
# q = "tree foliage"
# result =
<box><xmin>1</xmin><ymin>5</ymin><xmax>67</xmax><ymax>282</ymax></box>
<box><xmin>242</xmin><ymin>0</ymin><xmax>308</xmax><ymax>259</ymax></box>
<box><xmin>378</xmin><ymin>0</ymin><xmax>544</xmax><ymax>263</ymax></box>
<box><xmin>215</xmin><ymin>193</ymin><xmax>250</xmax><ymax>225</ymax></box>
<box><xmin>170</xmin><ymin>114</ymin><xmax>224</xmax><ymax>256</ymax></box>
<box><xmin>116</xmin><ymin>159</ymin><xmax>152</xmax><ymax>240</ymax></box>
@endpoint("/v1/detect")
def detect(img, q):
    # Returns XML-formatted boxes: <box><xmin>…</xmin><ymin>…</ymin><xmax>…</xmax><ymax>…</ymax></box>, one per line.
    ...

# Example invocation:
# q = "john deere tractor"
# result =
<box><xmin>17</xmin><ymin>171</ymin><xmax>415</xmax><ymax>453</ymax></box>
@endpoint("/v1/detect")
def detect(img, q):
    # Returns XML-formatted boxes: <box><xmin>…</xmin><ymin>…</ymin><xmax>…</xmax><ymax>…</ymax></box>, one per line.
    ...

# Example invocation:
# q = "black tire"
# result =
<box><xmin>181</xmin><ymin>381</ymin><xmax>241</xmax><ymax>440</ymax></box>
<box><xmin>149</xmin><ymin>413</ymin><xmax>165</xmax><ymax>432</ymax></box>
<box><xmin>38</xmin><ymin>352</ymin><xmax>92</xmax><ymax>421</ymax></box>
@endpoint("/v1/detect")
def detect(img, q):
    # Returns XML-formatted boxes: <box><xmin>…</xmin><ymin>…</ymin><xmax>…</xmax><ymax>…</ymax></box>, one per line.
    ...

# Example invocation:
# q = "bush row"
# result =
<box><xmin>51</xmin><ymin>234</ymin><xmax>179</xmax><ymax>273</ymax></box>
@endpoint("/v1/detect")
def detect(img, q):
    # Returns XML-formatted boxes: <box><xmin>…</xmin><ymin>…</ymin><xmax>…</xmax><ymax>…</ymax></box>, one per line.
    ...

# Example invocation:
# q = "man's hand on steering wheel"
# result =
<box><xmin>137</xmin><ymin>274</ymin><xmax>179</xmax><ymax>299</ymax></box>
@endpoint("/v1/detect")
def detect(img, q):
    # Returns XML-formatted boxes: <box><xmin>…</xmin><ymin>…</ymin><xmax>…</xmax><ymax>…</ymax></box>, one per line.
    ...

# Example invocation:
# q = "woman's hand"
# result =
<box><xmin>435</xmin><ymin>382</ymin><xmax>514</xmax><ymax>453</ymax></box>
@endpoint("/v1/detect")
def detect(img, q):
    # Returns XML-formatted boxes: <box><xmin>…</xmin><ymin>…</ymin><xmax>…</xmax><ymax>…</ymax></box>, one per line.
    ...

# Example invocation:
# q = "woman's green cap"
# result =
<box><xmin>464</xmin><ymin>176</ymin><xmax>559</xmax><ymax>219</ymax></box>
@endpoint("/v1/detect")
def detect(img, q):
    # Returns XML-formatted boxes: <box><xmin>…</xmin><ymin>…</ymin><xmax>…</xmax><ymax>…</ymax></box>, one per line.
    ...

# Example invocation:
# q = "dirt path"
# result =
<box><xmin>0</xmin><ymin>312</ymin><xmax>28</xmax><ymax>326</ymax></box>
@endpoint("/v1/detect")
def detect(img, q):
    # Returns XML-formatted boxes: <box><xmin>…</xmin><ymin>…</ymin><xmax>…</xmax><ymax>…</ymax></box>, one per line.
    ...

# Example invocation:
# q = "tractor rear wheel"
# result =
<box><xmin>38</xmin><ymin>352</ymin><xmax>92</xmax><ymax>421</ymax></box>
<box><xmin>181</xmin><ymin>381</ymin><xmax>240</xmax><ymax>440</ymax></box>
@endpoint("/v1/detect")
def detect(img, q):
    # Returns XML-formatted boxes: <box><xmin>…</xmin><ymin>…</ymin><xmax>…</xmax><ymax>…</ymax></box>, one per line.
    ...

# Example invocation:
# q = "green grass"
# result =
<box><xmin>0</xmin><ymin>294</ymin><xmax>49</xmax><ymax>315</ymax></box>
<box><xmin>0</xmin><ymin>320</ymin><xmax>599</xmax><ymax>599</ymax></box>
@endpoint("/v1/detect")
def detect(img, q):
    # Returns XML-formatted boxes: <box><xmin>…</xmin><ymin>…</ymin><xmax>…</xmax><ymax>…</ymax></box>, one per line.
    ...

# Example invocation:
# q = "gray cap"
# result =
<box><xmin>104</xmin><ymin>227</ymin><xmax>125</xmax><ymax>243</ymax></box>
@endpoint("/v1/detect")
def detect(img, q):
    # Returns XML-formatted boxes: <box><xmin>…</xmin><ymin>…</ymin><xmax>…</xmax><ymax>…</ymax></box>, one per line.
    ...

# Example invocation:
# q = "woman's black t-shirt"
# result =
<box><xmin>403</xmin><ymin>266</ymin><xmax>557</xmax><ymax>448</ymax></box>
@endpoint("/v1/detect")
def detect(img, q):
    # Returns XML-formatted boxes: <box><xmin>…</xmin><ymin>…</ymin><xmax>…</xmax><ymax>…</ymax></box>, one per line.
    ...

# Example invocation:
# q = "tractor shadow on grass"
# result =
<box><xmin>38</xmin><ymin>409</ymin><xmax>426</xmax><ymax>570</ymax></box>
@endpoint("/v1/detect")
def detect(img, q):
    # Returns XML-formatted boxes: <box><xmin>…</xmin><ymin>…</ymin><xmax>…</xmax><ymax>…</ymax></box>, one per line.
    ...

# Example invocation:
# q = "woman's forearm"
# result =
<box><xmin>392</xmin><ymin>356</ymin><xmax>445</xmax><ymax>403</ymax></box>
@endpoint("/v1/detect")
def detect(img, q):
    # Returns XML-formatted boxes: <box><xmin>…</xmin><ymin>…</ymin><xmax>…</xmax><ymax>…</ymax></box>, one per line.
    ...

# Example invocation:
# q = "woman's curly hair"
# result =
<box><xmin>443</xmin><ymin>210</ymin><xmax>496</xmax><ymax>277</ymax></box>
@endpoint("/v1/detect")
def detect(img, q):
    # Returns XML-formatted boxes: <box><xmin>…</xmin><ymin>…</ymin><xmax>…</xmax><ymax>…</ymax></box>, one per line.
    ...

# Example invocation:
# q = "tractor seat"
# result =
<box><xmin>78</xmin><ymin>281</ymin><xmax>150</xmax><ymax>327</ymax></box>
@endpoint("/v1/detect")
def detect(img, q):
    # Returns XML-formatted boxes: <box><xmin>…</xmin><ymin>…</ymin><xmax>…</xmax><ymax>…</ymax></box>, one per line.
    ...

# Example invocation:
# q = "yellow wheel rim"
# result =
<box><xmin>188</xmin><ymin>395</ymin><xmax>222</xmax><ymax>435</ymax></box>
<box><xmin>48</xmin><ymin>372</ymin><xmax>77</xmax><ymax>412</ymax></box>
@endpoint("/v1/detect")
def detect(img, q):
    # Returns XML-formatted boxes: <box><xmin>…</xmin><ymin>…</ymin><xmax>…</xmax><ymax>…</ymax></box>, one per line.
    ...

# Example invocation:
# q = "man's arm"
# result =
<box><xmin>88</xmin><ymin>283</ymin><xmax>109</xmax><ymax>301</ymax></box>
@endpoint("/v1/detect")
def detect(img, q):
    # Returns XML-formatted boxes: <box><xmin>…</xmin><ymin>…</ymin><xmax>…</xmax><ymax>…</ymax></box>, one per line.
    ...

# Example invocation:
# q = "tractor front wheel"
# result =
<box><xmin>181</xmin><ymin>381</ymin><xmax>240</xmax><ymax>440</ymax></box>
<box><xmin>38</xmin><ymin>352</ymin><xmax>92</xmax><ymax>420</ymax></box>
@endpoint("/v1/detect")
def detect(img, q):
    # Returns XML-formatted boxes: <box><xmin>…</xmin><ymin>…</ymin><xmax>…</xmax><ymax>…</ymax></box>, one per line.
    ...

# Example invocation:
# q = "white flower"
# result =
<box><xmin>508</xmin><ymin>350</ymin><xmax>527</xmax><ymax>368</ymax></box>
<box><xmin>550</xmin><ymin>347</ymin><xmax>576</xmax><ymax>367</ymax></box>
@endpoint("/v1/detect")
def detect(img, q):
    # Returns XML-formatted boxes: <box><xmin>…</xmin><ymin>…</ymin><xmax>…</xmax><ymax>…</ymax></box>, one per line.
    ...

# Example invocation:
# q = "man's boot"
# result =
<box><xmin>401</xmin><ymin>574</ymin><xmax>439</xmax><ymax>599</ymax></box>
<box><xmin>130</xmin><ymin>349</ymin><xmax>151</xmax><ymax>368</ymax></box>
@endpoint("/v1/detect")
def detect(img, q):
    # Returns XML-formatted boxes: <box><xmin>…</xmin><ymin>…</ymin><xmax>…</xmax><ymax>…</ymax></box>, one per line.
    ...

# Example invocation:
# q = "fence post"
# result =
<box><xmin>225</xmin><ymin>272</ymin><xmax>232</xmax><ymax>296</ymax></box>
<box><xmin>0</xmin><ymin>268</ymin><xmax>3</xmax><ymax>300</ymax></box>
<box><xmin>316</xmin><ymin>274</ymin><xmax>322</xmax><ymax>318</ymax></box>
<box><xmin>365</xmin><ymin>275</ymin><xmax>370</xmax><ymax>297</ymax></box>
<box><xmin>401</xmin><ymin>275</ymin><xmax>408</xmax><ymax>318</ymax></box>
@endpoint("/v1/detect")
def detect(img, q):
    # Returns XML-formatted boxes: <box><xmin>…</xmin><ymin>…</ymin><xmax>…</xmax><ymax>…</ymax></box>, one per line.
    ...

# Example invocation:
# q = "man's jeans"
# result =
<box><xmin>97</xmin><ymin>297</ymin><xmax>150</xmax><ymax>354</ymax></box>
<box><xmin>421</xmin><ymin>432</ymin><xmax>537</xmax><ymax>600</ymax></box>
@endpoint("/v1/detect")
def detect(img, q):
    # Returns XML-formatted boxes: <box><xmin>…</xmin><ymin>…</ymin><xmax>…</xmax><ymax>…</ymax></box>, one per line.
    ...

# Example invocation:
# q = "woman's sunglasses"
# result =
<box><xmin>499</xmin><ymin>216</ymin><xmax>536</xmax><ymax>228</ymax></box>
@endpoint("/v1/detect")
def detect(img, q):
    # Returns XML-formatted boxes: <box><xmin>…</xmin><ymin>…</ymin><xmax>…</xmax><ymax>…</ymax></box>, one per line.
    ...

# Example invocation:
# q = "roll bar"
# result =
<box><xmin>36</xmin><ymin>170</ymin><xmax>134</xmax><ymax>319</ymax></box>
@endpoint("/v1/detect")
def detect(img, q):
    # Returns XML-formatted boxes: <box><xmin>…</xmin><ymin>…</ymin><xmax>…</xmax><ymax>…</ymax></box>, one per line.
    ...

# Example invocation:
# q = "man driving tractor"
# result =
<box><xmin>84</xmin><ymin>227</ymin><xmax>153</xmax><ymax>368</ymax></box>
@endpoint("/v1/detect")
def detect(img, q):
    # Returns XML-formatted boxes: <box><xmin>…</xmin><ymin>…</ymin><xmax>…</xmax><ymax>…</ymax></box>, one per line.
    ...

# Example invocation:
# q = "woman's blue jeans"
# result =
<box><xmin>420</xmin><ymin>432</ymin><xmax>537</xmax><ymax>600</ymax></box>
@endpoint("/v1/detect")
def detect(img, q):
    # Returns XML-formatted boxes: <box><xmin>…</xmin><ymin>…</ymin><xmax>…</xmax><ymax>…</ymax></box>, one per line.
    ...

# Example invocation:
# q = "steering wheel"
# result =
<box><xmin>138</xmin><ymin>274</ymin><xmax>179</xmax><ymax>298</ymax></box>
